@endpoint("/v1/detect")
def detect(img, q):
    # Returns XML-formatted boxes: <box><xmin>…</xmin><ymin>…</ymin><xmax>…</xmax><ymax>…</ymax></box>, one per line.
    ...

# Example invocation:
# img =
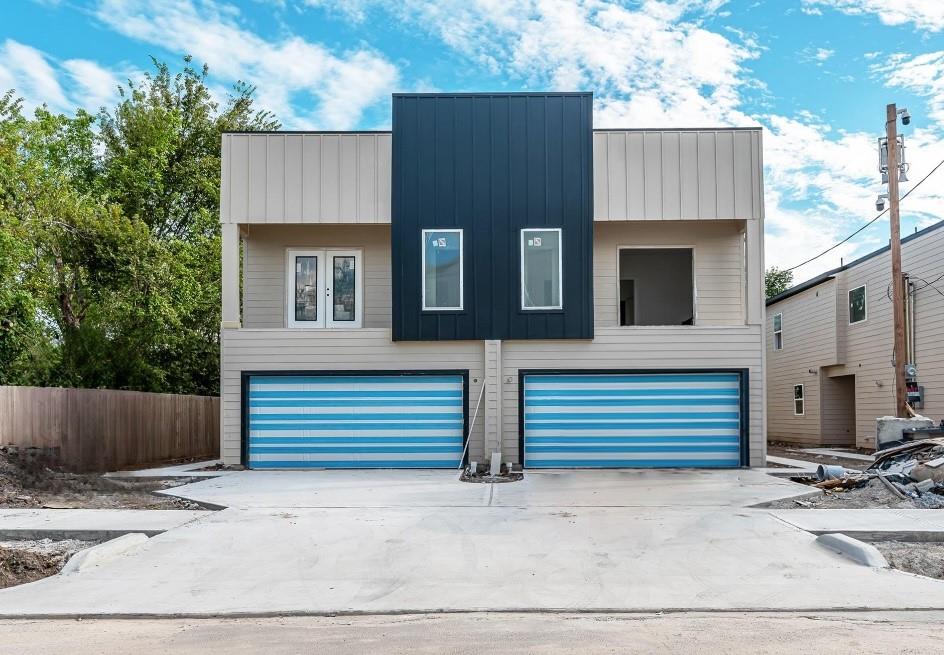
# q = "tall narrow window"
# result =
<box><xmin>521</xmin><ymin>228</ymin><xmax>562</xmax><ymax>310</ymax></box>
<box><xmin>422</xmin><ymin>229</ymin><xmax>463</xmax><ymax>310</ymax></box>
<box><xmin>332</xmin><ymin>255</ymin><xmax>356</xmax><ymax>322</ymax></box>
<box><xmin>794</xmin><ymin>384</ymin><xmax>805</xmax><ymax>416</ymax></box>
<box><xmin>849</xmin><ymin>285</ymin><xmax>867</xmax><ymax>324</ymax></box>
<box><xmin>773</xmin><ymin>313</ymin><xmax>783</xmax><ymax>350</ymax></box>
<box><xmin>295</xmin><ymin>255</ymin><xmax>319</xmax><ymax>323</ymax></box>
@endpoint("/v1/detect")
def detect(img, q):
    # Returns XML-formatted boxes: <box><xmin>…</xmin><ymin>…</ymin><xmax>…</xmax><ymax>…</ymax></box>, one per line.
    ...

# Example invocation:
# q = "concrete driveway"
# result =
<box><xmin>0</xmin><ymin>469</ymin><xmax>942</xmax><ymax>616</ymax></box>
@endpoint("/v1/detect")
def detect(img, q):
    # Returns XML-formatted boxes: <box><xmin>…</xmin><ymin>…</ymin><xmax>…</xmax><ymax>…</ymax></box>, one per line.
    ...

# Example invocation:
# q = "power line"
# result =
<box><xmin>784</xmin><ymin>156</ymin><xmax>944</xmax><ymax>273</ymax></box>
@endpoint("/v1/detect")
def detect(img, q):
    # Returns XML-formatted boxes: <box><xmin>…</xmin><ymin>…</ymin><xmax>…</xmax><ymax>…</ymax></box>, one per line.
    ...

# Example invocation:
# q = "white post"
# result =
<box><xmin>221</xmin><ymin>222</ymin><xmax>241</xmax><ymax>329</ymax></box>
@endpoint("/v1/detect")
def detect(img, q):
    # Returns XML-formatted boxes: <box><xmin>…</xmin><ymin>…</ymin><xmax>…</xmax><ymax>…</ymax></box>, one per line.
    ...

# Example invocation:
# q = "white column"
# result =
<box><xmin>221</xmin><ymin>222</ymin><xmax>241</xmax><ymax>329</ymax></box>
<box><xmin>483</xmin><ymin>340</ymin><xmax>502</xmax><ymax>462</ymax></box>
<box><xmin>745</xmin><ymin>217</ymin><xmax>764</xmax><ymax>325</ymax></box>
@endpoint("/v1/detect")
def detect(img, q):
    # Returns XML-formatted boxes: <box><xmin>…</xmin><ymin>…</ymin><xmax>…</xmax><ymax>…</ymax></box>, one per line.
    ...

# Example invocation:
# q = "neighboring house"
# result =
<box><xmin>219</xmin><ymin>92</ymin><xmax>767</xmax><ymax>470</ymax></box>
<box><xmin>766</xmin><ymin>221</ymin><xmax>944</xmax><ymax>449</ymax></box>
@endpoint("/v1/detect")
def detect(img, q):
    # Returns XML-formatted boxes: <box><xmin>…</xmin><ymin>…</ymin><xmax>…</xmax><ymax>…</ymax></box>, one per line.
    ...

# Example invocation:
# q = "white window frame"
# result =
<box><xmin>285</xmin><ymin>248</ymin><xmax>363</xmax><ymax>329</ymax></box>
<box><xmin>773</xmin><ymin>312</ymin><xmax>783</xmax><ymax>350</ymax></box>
<box><xmin>615</xmin><ymin>245</ymin><xmax>697</xmax><ymax>327</ymax></box>
<box><xmin>521</xmin><ymin>227</ymin><xmax>563</xmax><ymax>311</ymax></box>
<box><xmin>848</xmin><ymin>284</ymin><xmax>867</xmax><ymax>325</ymax></box>
<box><xmin>793</xmin><ymin>383</ymin><xmax>805</xmax><ymax>416</ymax></box>
<box><xmin>421</xmin><ymin>229</ymin><xmax>464</xmax><ymax>311</ymax></box>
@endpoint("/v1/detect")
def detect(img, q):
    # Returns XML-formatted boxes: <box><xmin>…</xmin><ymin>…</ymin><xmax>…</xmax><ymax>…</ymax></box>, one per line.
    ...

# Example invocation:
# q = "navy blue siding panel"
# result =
<box><xmin>392</xmin><ymin>93</ymin><xmax>594</xmax><ymax>341</ymax></box>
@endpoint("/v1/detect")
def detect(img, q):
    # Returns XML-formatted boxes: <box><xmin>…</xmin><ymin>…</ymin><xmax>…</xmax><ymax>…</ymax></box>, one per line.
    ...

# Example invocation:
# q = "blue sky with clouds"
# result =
<box><xmin>2</xmin><ymin>0</ymin><xmax>943</xmax><ymax>281</ymax></box>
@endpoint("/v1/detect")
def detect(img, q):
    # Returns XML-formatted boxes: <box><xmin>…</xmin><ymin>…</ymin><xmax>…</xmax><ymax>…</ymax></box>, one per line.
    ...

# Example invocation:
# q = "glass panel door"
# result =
<box><xmin>326</xmin><ymin>250</ymin><xmax>362</xmax><ymax>328</ymax></box>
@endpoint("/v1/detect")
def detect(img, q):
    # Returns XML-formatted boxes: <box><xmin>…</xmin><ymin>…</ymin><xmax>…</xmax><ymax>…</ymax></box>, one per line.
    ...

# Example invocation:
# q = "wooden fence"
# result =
<box><xmin>0</xmin><ymin>386</ymin><xmax>219</xmax><ymax>472</ymax></box>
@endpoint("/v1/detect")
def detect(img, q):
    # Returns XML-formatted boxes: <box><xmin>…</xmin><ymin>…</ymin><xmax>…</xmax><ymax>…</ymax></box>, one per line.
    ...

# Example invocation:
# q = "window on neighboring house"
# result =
<box><xmin>422</xmin><ymin>229</ymin><xmax>463</xmax><ymax>310</ymax></box>
<box><xmin>521</xmin><ymin>228</ymin><xmax>562</xmax><ymax>310</ymax></box>
<box><xmin>286</xmin><ymin>249</ymin><xmax>362</xmax><ymax>328</ymax></box>
<box><xmin>773</xmin><ymin>313</ymin><xmax>783</xmax><ymax>350</ymax></box>
<box><xmin>849</xmin><ymin>285</ymin><xmax>867</xmax><ymax>324</ymax></box>
<box><xmin>618</xmin><ymin>248</ymin><xmax>694</xmax><ymax>326</ymax></box>
<box><xmin>794</xmin><ymin>384</ymin><xmax>805</xmax><ymax>416</ymax></box>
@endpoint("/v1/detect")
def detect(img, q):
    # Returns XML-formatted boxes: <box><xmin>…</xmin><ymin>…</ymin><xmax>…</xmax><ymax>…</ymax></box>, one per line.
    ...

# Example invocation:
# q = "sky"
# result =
<box><xmin>2</xmin><ymin>0</ymin><xmax>943</xmax><ymax>283</ymax></box>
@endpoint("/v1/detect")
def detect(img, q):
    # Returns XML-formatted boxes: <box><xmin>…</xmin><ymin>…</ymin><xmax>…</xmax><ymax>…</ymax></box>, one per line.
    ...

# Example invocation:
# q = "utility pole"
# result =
<box><xmin>886</xmin><ymin>103</ymin><xmax>909</xmax><ymax>417</ymax></box>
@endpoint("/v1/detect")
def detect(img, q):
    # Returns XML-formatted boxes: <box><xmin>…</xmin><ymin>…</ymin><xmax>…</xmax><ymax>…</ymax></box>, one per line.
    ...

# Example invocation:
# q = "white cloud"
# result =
<box><xmin>306</xmin><ymin>0</ymin><xmax>925</xmax><ymax>279</ymax></box>
<box><xmin>875</xmin><ymin>51</ymin><xmax>944</xmax><ymax>123</ymax></box>
<box><xmin>61</xmin><ymin>59</ymin><xmax>124</xmax><ymax>111</ymax></box>
<box><xmin>92</xmin><ymin>0</ymin><xmax>399</xmax><ymax>129</ymax></box>
<box><xmin>0</xmin><ymin>39</ymin><xmax>68</xmax><ymax>110</ymax></box>
<box><xmin>802</xmin><ymin>0</ymin><xmax>944</xmax><ymax>32</ymax></box>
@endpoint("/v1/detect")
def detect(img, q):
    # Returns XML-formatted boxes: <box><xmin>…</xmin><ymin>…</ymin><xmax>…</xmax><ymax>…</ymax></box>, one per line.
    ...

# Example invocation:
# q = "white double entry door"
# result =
<box><xmin>286</xmin><ymin>249</ymin><xmax>363</xmax><ymax>328</ymax></box>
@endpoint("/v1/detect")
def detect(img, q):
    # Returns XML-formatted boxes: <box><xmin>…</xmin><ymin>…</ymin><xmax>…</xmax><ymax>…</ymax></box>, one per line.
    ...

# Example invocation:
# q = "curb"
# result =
<box><xmin>815</xmin><ymin>533</ymin><xmax>889</xmax><ymax>567</ymax></box>
<box><xmin>61</xmin><ymin>533</ymin><xmax>150</xmax><ymax>575</ymax></box>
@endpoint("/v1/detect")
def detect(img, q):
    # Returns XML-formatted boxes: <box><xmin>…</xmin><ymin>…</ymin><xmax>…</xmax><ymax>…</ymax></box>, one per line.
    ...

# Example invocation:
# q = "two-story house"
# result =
<box><xmin>766</xmin><ymin>220</ymin><xmax>944</xmax><ymax>449</ymax></box>
<box><xmin>219</xmin><ymin>92</ymin><xmax>767</xmax><ymax>470</ymax></box>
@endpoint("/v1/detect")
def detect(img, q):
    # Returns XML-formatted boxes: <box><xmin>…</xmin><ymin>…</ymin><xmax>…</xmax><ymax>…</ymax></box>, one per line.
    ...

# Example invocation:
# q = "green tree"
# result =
<box><xmin>0</xmin><ymin>57</ymin><xmax>278</xmax><ymax>394</ymax></box>
<box><xmin>98</xmin><ymin>56</ymin><xmax>278</xmax><ymax>239</ymax></box>
<box><xmin>765</xmin><ymin>266</ymin><xmax>793</xmax><ymax>298</ymax></box>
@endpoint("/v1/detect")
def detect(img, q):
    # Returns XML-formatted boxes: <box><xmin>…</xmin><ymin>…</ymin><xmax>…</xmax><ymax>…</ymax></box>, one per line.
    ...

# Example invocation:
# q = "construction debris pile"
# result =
<box><xmin>795</xmin><ymin>438</ymin><xmax>944</xmax><ymax>509</ymax></box>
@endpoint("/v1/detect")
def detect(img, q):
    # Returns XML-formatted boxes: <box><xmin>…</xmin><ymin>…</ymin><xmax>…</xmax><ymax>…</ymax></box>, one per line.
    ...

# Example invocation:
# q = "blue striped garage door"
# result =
<box><xmin>246</xmin><ymin>374</ymin><xmax>465</xmax><ymax>469</ymax></box>
<box><xmin>523</xmin><ymin>373</ymin><xmax>742</xmax><ymax>468</ymax></box>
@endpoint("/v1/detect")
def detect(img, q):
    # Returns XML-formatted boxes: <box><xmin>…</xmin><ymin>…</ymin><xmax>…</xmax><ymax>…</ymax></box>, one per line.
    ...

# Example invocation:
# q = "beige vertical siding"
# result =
<box><xmin>592</xmin><ymin>129</ymin><xmax>763</xmax><ymax>221</ymax></box>
<box><xmin>500</xmin><ymin>326</ymin><xmax>765</xmax><ymax>466</ymax></box>
<box><xmin>221</xmin><ymin>133</ymin><xmax>392</xmax><ymax>224</ymax></box>
<box><xmin>223</xmin><ymin>129</ymin><xmax>762</xmax><ymax>224</ymax></box>
<box><xmin>242</xmin><ymin>224</ymin><xmax>391</xmax><ymax>329</ymax></box>
<box><xmin>765</xmin><ymin>280</ymin><xmax>838</xmax><ymax>446</ymax></box>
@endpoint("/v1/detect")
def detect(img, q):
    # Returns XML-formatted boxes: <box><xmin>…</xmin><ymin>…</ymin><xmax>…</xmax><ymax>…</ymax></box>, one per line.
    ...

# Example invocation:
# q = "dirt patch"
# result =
<box><xmin>874</xmin><ymin>541</ymin><xmax>944</xmax><ymax>579</ymax></box>
<box><xmin>765</xmin><ymin>477</ymin><xmax>944</xmax><ymax>510</ymax></box>
<box><xmin>0</xmin><ymin>538</ymin><xmax>93</xmax><ymax>588</ymax></box>
<box><xmin>460</xmin><ymin>469</ymin><xmax>523</xmax><ymax>483</ymax></box>
<box><xmin>767</xmin><ymin>443</ymin><xmax>871</xmax><ymax>472</ymax></box>
<box><xmin>0</xmin><ymin>448</ymin><xmax>204</xmax><ymax>510</ymax></box>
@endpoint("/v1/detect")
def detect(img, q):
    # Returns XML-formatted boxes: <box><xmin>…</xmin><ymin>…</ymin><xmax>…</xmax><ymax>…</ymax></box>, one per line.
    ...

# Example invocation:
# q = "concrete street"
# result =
<box><xmin>0</xmin><ymin>469</ymin><xmax>942</xmax><ymax>616</ymax></box>
<box><xmin>3</xmin><ymin>612</ymin><xmax>943</xmax><ymax>654</ymax></box>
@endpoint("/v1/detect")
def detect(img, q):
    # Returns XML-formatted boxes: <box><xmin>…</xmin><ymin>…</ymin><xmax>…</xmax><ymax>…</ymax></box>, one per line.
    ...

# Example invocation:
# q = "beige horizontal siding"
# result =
<box><xmin>827</xmin><ymin>226</ymin><xmax>944</xmax><ymax>447</ymax></box>
<box><xmin>501</xmin><ymin>326</ymin><xmax>765</xmax><ymax>466</ymax></box>
<box><xmin>243</xmin><ymin>221</ymin><xmax>748</xmax><ymax>331</ymax></box>
<box><xmin>767</xmin><ymin>225</ymin><xmax>944</xmax><ymax>448</ymax></box>
<box><xmin>242</xmin><ymin>224</ymin><xmax>391</xmax><ymax>329</ymax></box>
<box><xmin>223</xmin><ymin>129</ymin><xmax>763</xmax><ymax>224</ymax></box>
<box><xmin>222</xmin><ymin>326</ymin><xmax>764</xmax><ymax>466</ymax></box>
<box><xmin>593</xmin><ymin>221</ymin><xmax>745</xmax><ymax>327</ymax></box>
<box><xmin>220</xmin><ymin>329</ymin><xmax>485</xmax><ymax>465</ymax></box>
<box><xmin>765</xmin><ymin>280</ymin><xmax>838</xmax><ymax>446</ymax></box>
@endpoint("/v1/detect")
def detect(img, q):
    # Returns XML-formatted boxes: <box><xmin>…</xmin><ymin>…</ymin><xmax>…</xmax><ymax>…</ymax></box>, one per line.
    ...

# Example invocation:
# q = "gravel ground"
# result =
<box><xmin>0</xmin><ymin>539</ymin><xmax>94</xmax><ymax>589</ymax></box>
<box><xmin>874</xmin><ymin>541</ymin><xmax>944</xmax><ymax>580</ymax></box>
<box><xmin>765</xmin><ymin>477</ymin><xmax>944</xmax><ymax>509</ymax></box>
<box><xmin>0</xmin><ymin>449</ymin><xmax>204</xmax><ymax>510</ymax></box>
